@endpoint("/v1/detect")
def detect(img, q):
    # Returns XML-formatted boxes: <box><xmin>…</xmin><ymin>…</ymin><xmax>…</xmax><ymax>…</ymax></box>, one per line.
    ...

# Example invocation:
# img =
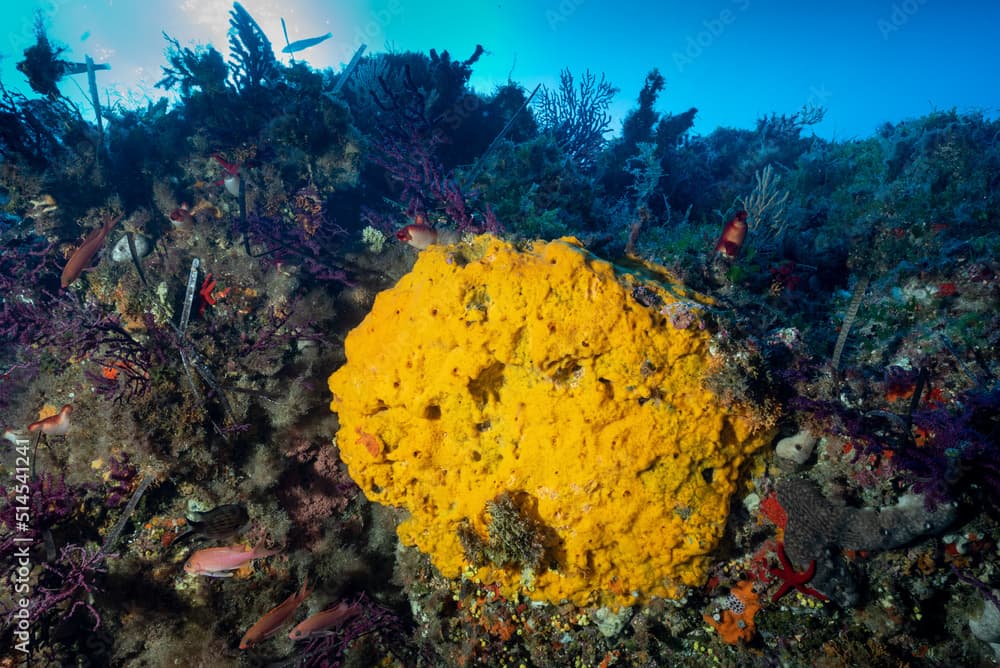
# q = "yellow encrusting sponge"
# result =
<box><xmin>329</xmin><ymin>235</ymin><xmax>772</xmax><ymax>607</ymax></box>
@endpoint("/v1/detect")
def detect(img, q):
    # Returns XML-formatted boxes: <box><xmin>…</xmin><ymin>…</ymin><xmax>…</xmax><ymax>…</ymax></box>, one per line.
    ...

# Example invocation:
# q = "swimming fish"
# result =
<box><xmin>288</xmin><ymin>601</ymin><xmax>361</xmax><ymax>640</ymax></box>
<box><xmin>27</xmin><ymin>404</ymin><xmax>73</xmax><ymax>436</ymax></box>
<box><xmin>183</xmin><ymin>541</ymin><xmax>276</xmax><ymax>577</ymax></box>
<box><xmin>713</xmin><ymin>210</ymin><xmax>748</xmax><ymax>258</ymax></box>
<box><xmin>172</xmin><ymin>503</ymin><xmax>249</xmax><ymax>546</ymax></box>
<box><xmin>281</xmin><ymin>33</ymin><xmax>333</xmax><ymax>54</ymax></box>
<box><xmin>396</xmin><ymin>215</ymin><xmax>461</xmax><ymax>250</ymax></box>
<box><xmin>60</xmin><ymin>213</ymin><xmax>122</xmax><ymax>288</ymax></box>
<box><xmin>240</xmin><ymin>579</ymin><xmax>312</xmax><ymax>649</ymax></box>
<box><xmin>396</xmin><ymin>223</ymin><xmax>439</xmax><ymax>249</ymax></box>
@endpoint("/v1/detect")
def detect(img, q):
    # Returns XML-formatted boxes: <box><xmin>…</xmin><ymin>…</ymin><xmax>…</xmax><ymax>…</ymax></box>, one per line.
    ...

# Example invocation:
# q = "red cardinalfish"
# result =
<box><xmin>288</xmin><ymin>601</ymin><xmax>361</xmax><ymax>640</ymax></box>
<box><xmin>27</xmin><ymin>404</ymin><xmax>73</xmax><ymax>436</ymax></box>
<box><xmin>713</xmin><ymin>210</ymin><xmax>748</xmax><ymax>258</ymax></box>
<box><xmin>61</xmin><ymin>213</ymin><xmax>122</xmax><ymax>288</ymax></box>
<box><xmin>183</xmin><ymin>541</ymin><xmax>277</xmax><ymax>577</ymax></box>
<box><xmin>396</xmin><ymin>222</ymin><xmax>438</xmax><ymax>249</ymax></box>
<box><xmin>396</xmin><ymin>213</ymin><xmax>460</xmax><ymax>249</ymax></box>
<box><xmin>240</xmin><ymin>579</ymin><xmax>312</xmax><ymax>649</ymax></box>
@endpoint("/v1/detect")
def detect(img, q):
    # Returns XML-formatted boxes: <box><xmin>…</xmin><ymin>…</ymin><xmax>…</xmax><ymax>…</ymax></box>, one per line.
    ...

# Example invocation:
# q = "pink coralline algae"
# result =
<box><xmin>105</xmin><ymin>452</ymin><xmax>139</xmax><ymax>508</ymax></box>
<box><xmin>0</xmin><ymin>473</ymin><xmax>81</xmax><ymax>553</ymax></box>
<box><xmin>18</xmin><ymin>544</ymin><xmax>112</xmax><ymax>631</ymax></box>
<box><xmin>278</xmin><ymin>435</ymin><xmax>360</xmax><ymax>548</ymax></box>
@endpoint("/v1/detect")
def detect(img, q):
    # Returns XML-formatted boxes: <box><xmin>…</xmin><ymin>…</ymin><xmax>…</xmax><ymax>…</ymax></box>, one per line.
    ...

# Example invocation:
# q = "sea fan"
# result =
<box><xmin>228</xmin><ymin>2</ymin><xmax>279</xmax><ymax>93</ymax></box>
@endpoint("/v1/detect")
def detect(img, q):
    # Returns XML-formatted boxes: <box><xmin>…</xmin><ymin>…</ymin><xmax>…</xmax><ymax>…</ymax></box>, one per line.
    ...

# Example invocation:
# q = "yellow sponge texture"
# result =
<box><xmin>329</xmin><ymin>236</ymin><xmax>770</xmax><ymax>607</ymax></box>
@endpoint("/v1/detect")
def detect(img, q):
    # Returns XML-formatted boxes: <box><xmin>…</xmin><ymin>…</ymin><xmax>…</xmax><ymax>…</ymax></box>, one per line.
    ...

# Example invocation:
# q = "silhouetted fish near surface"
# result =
<box><xmin>281</xmin><ymin>32</ymin><xmax>332</xmax><ymax>53</ymax></box>
<box><xmin>172</xmin><ymin>503</ymin><xmax>249</xmax><ymax>546</ymax></box>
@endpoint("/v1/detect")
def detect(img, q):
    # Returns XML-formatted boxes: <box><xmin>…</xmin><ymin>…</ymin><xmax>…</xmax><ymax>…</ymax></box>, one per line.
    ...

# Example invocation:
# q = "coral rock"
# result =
<box><xmin>110</xmin><ymin>234</ymin><xmax>152</xmax><ymax>262</ymax></box>
<box><xmin>970</xmin><ymin>590</ymin><xmax>1000</xmax><ymax>661</ymax></box>
<box><xmin>329</xmin><ymin>236</ymin><xmax>773</xmax><ymax>607</ymax></box>
<box><xmin>774</xmin><ymin>429</ymin><xmax>817</xmax><ymax>465</ymax></box>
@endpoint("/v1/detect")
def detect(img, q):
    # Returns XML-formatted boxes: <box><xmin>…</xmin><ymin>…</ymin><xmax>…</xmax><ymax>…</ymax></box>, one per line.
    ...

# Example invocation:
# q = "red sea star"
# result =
<box><xmin>770</xmin><ymin>542</ymin><xmax>829</xmax><ymax>602</ymax></box>
<box><xmin>198</xmin><ymin>273</ymin><xmax>218</xmax><ymax>315</ymax></box>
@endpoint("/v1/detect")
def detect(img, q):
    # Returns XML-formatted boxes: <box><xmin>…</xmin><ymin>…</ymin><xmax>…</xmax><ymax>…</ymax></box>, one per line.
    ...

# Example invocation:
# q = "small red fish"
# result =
<box><xmin>183</xmin><ymin>541</ymin><xmax>277</xmax><ymax>577</ymax></box>
<box><xmin>288</xmin><ymin>601</ymin><xmax>361</xmax><ymax>640</ymax></box>
<box><xmin>396</xmin><ymin>223</ymin><xmax>439</xmax><ymax>249</ymax></box>
<box><xmin>396</xmin><ymin>213</ymin><xmax>461</xmax><ymax>250</ymax></box>
<box><xmin>713</xmin><ymin>211</ymin><xmax>748</xmax><ymax>258</ymax></box>
<box><xmin>27</xmin><ymin>404</ymin><xmax>73</xmax><ymax>436</ymax></box>
<box><xmin>60</xmin><ymin>213</ymin><xmax>122</xmax><ymax>288</ymax></box>
<box><xmin>240</xmin><ymin>579</ymin><xmax>312</xmax><ymax>649</ymax></box>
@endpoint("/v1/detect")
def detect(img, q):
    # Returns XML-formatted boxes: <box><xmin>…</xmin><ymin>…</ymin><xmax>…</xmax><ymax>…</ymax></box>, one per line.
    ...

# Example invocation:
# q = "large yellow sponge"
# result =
<box><xmin>329</xmin><ymin>235</ymin><xmax>771</xmax><ymax>607</ymax></box>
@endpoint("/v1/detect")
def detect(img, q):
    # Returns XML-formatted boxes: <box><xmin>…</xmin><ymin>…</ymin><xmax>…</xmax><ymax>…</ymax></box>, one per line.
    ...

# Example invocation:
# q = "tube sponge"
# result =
<box><xmin>329</xmin><ymin>236</ymin><xmax>773</xmax><ymax>607</ymax></box>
